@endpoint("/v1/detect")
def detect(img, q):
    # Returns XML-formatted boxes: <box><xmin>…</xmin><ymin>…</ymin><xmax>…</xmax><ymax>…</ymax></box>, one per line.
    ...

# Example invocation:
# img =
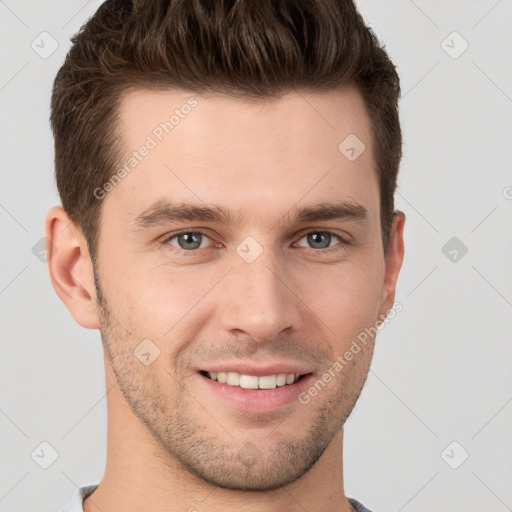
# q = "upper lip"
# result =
<box><xmin>199</xmin><ymin>362</ymin><xmax>313</xmax><ymax>377</ymax></box>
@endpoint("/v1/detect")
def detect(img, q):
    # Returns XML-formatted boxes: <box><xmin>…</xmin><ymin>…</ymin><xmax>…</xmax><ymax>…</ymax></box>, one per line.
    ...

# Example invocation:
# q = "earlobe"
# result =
<box><xmin>44</xmin><ymin>206</ymin><xmax>101</xmax><ymax>329</ymax></box>
<box><xmin>379</xmin><ymin>211</ymin><xmax>405</xmax><ymax>318</ymax></box>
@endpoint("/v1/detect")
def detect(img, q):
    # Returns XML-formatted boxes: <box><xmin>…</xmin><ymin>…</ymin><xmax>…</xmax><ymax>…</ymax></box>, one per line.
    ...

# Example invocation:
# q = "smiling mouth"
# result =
<box><xmin>199</xmin><ymin>370</ymin><xmax>311</xmax><ymax>390</ymax></box>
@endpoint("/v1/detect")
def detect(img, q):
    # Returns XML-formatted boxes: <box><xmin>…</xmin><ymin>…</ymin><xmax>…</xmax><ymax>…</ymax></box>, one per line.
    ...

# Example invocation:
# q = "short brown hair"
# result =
<box><xmin>51</xmin><ymin>0</ymin><xmax>401</xmax><ymax>260</ymax></box>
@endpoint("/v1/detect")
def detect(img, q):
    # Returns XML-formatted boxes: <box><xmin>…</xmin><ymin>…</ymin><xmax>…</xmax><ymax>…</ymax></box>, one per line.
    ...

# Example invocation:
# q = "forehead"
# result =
<box><xmin>118</xmin><ymin>86</ymin><xmax>372</xmax><ymax>146</ymax></box>
<box><xmin>104</xmin><ymin>86</ymin><xmax>378</xmax><ymax>229</ymax></box>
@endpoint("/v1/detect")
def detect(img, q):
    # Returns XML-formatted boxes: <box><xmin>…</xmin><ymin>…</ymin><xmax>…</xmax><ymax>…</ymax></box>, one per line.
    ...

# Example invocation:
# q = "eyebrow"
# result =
<box><xmin>131</xmin><ymin>199</ymin><xmax>368</xmax><ymax>231</ymax></box>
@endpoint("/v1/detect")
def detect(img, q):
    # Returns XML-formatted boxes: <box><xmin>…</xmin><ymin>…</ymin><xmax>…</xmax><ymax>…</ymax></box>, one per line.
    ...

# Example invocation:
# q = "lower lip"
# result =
<box><xmin>198</xmin><ymin>373</ymin><xmax>314</xmax><ymax>413</ymax></box>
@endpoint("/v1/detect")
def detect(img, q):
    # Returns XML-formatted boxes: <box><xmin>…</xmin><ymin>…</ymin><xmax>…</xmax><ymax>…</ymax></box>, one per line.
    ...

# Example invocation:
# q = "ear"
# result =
<box><xmin>44</xmin><ymin>205</ymin><xmax>100</xmax><ymax>329</ymax></box>
<box><xmin>379</xmin><ymin>211</ymin><xmax>405</xmax><ymax>318</ymax></box>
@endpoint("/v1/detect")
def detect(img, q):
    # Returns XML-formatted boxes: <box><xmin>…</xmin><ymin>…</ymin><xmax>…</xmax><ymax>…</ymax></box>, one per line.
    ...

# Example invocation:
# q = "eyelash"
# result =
<box><xmin>160</xmin><ymin>229</ymin><xmax>349</xmax><ymax>256</ymax></box>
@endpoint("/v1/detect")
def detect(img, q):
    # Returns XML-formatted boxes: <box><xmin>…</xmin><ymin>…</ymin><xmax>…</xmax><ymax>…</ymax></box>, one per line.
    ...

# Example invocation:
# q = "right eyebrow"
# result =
<box><xmin>131</xmin><ymin>200</ymin><xmax>237</xmax><ymax>231</ymax></box>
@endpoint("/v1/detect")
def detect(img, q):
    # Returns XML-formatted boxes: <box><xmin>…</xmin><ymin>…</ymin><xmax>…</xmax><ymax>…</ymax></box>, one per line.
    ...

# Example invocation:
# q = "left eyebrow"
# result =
<box><xmin>131</xmin><ymin>199</ymin><xmax>368</xmax><ymax>231</ymax></box>
<box><xmin>292</xmin><ymin>202</ymin><xmax>368</xmax><ymax>224</ymax></box>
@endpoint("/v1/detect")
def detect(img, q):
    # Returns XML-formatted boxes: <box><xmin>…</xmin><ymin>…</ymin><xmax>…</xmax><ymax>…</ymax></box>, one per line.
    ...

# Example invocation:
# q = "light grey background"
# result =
<box><xmin>1</xmin><ymin>1</ymin><xmax>511</xmax><ymax>511</ymax></box>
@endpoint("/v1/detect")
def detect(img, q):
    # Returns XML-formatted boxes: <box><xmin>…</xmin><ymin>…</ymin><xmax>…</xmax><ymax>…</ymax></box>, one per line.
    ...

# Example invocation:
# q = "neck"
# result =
<box><xmin>84</xmin><ymin>362</ymin><xmax>355</xmax><ymax>512</ymax></box>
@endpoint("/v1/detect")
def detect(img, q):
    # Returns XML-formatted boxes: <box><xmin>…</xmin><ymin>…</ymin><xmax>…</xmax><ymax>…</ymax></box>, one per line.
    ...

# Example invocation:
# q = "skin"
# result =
<box><xmin>46</xmin><ymin>86</ymin><xmax>405</xmax><ymax>512</ymax></box>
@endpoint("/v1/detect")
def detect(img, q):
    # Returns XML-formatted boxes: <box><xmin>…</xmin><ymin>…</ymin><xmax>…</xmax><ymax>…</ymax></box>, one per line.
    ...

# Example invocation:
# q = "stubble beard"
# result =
<box><xmin>93</xmin><ymin>269</ymin><xmax>371</xmax><ymax>491</ymax></box>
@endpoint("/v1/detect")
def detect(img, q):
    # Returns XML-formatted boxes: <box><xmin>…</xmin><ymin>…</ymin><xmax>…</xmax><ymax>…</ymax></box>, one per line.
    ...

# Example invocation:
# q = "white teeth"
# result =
<box><xmin>259</xmin><ymin>375</ymin><xmax>277</xmax><ymax>389</ymax></box>
<box><xmin>206</xmin><ymin>371</ymin><xmax>301</xmax><ymax>389</ymax></box>
<box><xmin>239</xmin><ymin>374</ymin><xmax>259</xmax><ymax>389</ymax></box>
<box><xmin>276</xmin><ymin>373</ymin><xmax>287</xmax><ymax>386</ymax></box>
<box><xmin>226</xmin><ymin>372</ymin><xmax>240</xmax><ymax>386</ymax></box>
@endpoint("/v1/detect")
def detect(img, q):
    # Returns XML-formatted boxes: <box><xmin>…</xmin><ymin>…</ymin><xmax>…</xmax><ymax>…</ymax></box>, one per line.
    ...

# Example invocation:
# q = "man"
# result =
<box><xmin>46</xmin><ymin>0</ymin><xmax>405</xmax><ymax>511</ymax></box>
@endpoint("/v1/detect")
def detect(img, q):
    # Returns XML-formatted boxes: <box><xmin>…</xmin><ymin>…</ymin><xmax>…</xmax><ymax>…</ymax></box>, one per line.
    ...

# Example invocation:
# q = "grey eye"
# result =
<box><xmin>297</xmin><ymin>231</ymin><xmax>337</xmax><ymax>250</ymax></box>
<box><xmin>170</xmin><ymin>232</ymin><xmax>207</xmax><ymax>251</ymax></box>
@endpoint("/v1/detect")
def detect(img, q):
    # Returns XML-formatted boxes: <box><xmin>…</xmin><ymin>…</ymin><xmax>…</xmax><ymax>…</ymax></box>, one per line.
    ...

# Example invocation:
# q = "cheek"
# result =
<box><xmin>115</xmin><ymin>265</ymin><xmax>221</xmax><ymax>341</ymax></box>
<box><xmin>301</xmin><ymin>261</ymin><xmax>384</xmax><ymax>339</ymax></box>
<box><xmin>101</xmin><ymin>242</ymin><xmax>385</xmax><ymax>348</ymax></box>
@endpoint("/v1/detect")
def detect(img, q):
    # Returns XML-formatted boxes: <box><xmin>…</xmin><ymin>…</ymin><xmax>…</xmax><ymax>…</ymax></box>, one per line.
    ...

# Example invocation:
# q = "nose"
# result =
<box><xmin>218</xmin><ymin>249</ymin><xmax>303</xmax><ymax>343</ymax></box>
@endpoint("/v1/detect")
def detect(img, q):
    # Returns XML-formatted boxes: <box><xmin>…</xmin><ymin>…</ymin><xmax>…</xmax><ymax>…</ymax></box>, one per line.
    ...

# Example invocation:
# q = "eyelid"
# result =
<box><xmin>160</xmin><ymin>228</ymin><xmax>350</xmax><ymax>254</ymax></box>
<box><xmin>161</xmin><ymin>229</ymin><xmax>220</xmax><ymax>251</ymax></box>
<box><xmin>293</xmin><ymin>230</ymin><xmax>348</xmax><ymax>251</ymax></box>
<box><xmin>295</xmin><ymin>227</ymin><xmax>350</xmax><ymax>242</ymax></box>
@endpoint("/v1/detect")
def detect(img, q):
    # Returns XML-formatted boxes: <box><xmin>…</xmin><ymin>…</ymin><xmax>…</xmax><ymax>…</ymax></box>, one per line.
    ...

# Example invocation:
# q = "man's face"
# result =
<box><xmin>93</xmin><ymin>87</ymin><xmax>399</xmax><ymax>490</ymax></box>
